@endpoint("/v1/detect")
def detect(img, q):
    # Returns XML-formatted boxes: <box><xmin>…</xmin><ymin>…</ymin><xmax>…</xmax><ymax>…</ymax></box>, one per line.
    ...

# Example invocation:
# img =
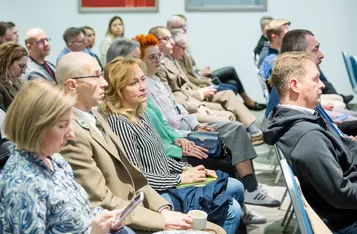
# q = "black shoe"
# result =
<box><xmin>341</xmin><ymin>94</ymin><xmax>354</xmax><ymax>104</ymax></box>
<box><xmin>244</xmin><ymin>102</ymin><xmax>267</xmax><ymax>111</ymax></box>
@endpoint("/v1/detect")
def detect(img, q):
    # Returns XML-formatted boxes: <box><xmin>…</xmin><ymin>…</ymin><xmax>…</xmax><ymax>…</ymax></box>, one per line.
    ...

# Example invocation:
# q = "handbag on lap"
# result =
<box><xmin>186</xmin><ymin>132</ymin><xmax>230</xmax><ymax>159</ymax></box>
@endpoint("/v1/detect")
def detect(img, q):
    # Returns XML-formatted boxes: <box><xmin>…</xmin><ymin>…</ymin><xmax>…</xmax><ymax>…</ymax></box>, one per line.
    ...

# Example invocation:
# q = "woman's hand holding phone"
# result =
<box><xmin>111</xmin><ymin>209</ymin><xmax>125</xmax><ymax>230</ymax></box>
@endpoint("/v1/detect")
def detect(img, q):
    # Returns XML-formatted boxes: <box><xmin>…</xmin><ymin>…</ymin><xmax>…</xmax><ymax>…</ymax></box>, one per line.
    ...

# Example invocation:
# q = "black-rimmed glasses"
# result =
<box><xmin>72</xmin><ymin>72</ymin><xmax>103</xmax><ymax>80</ymax></box>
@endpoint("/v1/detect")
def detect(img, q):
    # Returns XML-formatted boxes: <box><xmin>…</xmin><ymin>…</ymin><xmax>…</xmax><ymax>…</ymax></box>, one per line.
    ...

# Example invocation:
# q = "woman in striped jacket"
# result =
<box><xmin>101</xmin><ymin>56</ymin><xmax>244</xmax><ymax>234</ymax></box>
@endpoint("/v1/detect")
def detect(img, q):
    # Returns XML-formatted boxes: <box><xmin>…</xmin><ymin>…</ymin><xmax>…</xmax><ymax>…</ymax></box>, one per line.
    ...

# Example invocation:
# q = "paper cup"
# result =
<box><xmin>188</xmin><ymin>210</ymin><xmax>207</xmax><ymax>230</ymax></box>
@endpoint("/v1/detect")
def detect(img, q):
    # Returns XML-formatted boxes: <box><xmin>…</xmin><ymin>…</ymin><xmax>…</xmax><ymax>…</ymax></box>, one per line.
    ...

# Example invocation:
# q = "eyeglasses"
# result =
<box><xmin>72</xmin><ymin>71</ymin><xmax>103</xmax><ymax>80</ymax></box>
<box><xmin>171</xmin><ymin>24</ymin><xmax>187</xmax><ymax>30</ymax></box>
<box><xmin>175</xmin><ymin>44</ymin><xmax>186</xmax><ymax>51</ymax></box>
<box><xmin>72</xmin><ymin>38</ymin><xmax>87</xmax><ymax>44</ymax></box>
<box><xmin>157</xmin><ymin>36</ymin><xmax>174</xmax><ymax>42</ymax></box>
<box><xmin>145</xmin><ymin>52</ymin><xmax>164</xmax><ymax>63</ymax></box>
<box><xmin>17</xmin><ymin>63</ymin><xmax>28</xmax><ymax>71</ymax></box>
<box><xmin>32</xmin><ymin>37</ymin><xmax>51</xmax><ymax>46</ymax></box>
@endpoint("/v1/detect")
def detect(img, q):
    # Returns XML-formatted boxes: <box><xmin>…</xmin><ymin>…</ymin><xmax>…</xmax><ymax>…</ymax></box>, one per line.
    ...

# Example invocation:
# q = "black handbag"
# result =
<box><xmin>186</xmin><ymin>132</ymin><xmax>228</xmax><ymax>158</ymax></box>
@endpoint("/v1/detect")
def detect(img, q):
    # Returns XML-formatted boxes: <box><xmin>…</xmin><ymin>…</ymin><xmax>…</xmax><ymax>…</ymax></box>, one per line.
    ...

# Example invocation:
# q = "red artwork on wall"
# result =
<box><xmin>80</xmin><ymin>0</ymin><xmax>158</xmax><ymax>12</ymax></box>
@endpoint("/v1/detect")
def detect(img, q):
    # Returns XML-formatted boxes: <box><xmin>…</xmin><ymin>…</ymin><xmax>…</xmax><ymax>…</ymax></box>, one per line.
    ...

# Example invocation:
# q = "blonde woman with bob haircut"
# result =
<box><xmin>0</xmin><ymin>80</ymin><xmax>131</xmax><ymax>234</ymax></box>
<box><xmin>103</xmin><ymin>57</ymin><xmax>244</xmax><ymax>234</ymax></box>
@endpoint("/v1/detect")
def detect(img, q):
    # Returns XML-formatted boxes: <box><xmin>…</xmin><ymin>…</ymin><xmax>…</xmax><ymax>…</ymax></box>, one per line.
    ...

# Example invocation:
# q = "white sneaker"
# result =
<box><xmin>242</xmin><ymin>205</ymin><xmax>267</xmax><ymax>224</ymax></box>
<box><xmin>244</xmin><ymin>185</ymin><xmax>280</xmax><ymax>207</ymax></box>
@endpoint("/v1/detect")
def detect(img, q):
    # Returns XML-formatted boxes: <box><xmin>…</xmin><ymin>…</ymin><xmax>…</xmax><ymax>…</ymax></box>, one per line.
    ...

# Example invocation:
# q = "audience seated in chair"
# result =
<box><xmin>169</xmin><ymin>28</ymin><xmax>237</xmax><ymax>95</ymax></box>
<box><xmin>263</xmin><ymin>52</ymin><xmax>357</xmax><ymax>234</ymax></box>
<box><xmin>82</xmin><ymin>26</ymin><xmax>102</xmax><ymax>69</ymax></box>
<box><xmin>23</xmin><ymin>28</ymin><xmax>56</xmax><ymax>83</ymax></box>
<box><xmin>100</xmin><ymin>16</ymin><xmax>124</xmax><ymax>65</ymax></box>
<box><xmin>102</xmin><ymin>56</ymin><xmax>244</xmax><ymax>234</ymax></box>
<box><xmin>7</xmin><ymin>21</ymin><xmax>18</xmax><ymax>42</ymax></box>
<box><xmin>264</xmin><ymin>29</ymin><xmax>357</xmax><ymax>135</ymax></box>
<box><xmin>56</xmin><ymin>52</ymin><xmax>225</xmax><ymax>234</ymax></box>
<box><xmin>56</xmin><ymin>27</ymin><xmax>102</xmax><ymax>69</ymax></box>
<box><xmin>254</xmin><ymin>16</ymin><xmax>273</xmax><ymax>62</ymax></box>
<box><xmin>167</xmin><ymin>15</ymin><xmax>266</xmax><ymax>111</ymax></box>
<box><xmin>0</xmin><ymin>42</ymin><xmax>27</xmax><ymax>111</ymax></box>
<box><xmin>134</xmin><ymin>33</ymin><xmax>279</xmax><ymax>209</ymax></box>
<box><xmin>0</xmin><ymin>22</ymin><xmax>13</xmax><ymax>45</ymax></box>
<box><xmin>149</xmin><ymin>26</ymin><xmax>263</xmax><ymax>145</ymax></box>
<box><xmin>258</xmin><ymin>19</ymin><xmax>290</xmax><ymax>83</ymax></box>
<box><xmin>0</xmin><ymin>80</ymin><xmax>135</xmax><ymax>234</ymax></box>
<box><xmin>105</xmin><ymin>34</ymin><xmax>280</xmax><ymax>225</ymax></box>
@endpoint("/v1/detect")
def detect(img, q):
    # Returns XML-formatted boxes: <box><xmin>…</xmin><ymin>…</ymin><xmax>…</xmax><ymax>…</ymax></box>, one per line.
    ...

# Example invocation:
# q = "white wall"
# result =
<box><xmin>1</xmin><ymin>0</ymin><xmax>356</xmax><ymax>102</ymax></box>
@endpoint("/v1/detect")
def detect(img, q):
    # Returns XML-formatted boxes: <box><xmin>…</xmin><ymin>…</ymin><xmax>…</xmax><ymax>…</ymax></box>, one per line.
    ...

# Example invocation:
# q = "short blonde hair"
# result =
<box><xmin>4</xmin><ymin>80</ymin><xmax>76</xmax><ymax>154</ymax></box>
<box><xmin>271</xmin><ymin>52</ymin><xmax>313</xmax><ymax>99</ymax></box>
<box><xmin>101</xmin><ymin>57</ymin><xmax>146</xmax><ymax>124</ymax></box>
<box><xmin>265</xmin><ymin>19</ymin><xmax>290</xmax><ymax>42</ymax></box>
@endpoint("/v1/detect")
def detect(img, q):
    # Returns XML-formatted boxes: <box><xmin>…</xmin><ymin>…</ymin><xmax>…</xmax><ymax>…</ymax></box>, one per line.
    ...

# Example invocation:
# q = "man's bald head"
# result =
<box><xmin>24</xmin><ymin>28</ymin><xmax>51</xmax><ymax>60</ymax></box>
<box><xmin>56</xmin><ymin>52</ymin><xmax>99</xmax><ymax>87</ymax></box>
<box><xmin>167</xmin><ymin>15</ymin><xmax>187</xmax><ymax>32</ymax></box>
<box><xmin>25</xmin><ymin>28</ymin><xmax>45</xmax><ymax>43</ymax></box>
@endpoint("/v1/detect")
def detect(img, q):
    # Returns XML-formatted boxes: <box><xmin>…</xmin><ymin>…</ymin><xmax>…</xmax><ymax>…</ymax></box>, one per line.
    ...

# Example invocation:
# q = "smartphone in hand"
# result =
<box><xmin>334</xmin><ymin>114</ymin><xmax>348</xmax><ymax>122</ymax></box>
<box><xmin>115</xmin><ymin>192</ymin><xmax>144</xmax><ymax>224</ymax></box>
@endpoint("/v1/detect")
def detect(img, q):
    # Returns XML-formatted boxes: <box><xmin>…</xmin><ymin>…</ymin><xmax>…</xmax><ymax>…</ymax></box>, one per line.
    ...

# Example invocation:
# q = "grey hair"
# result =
<box><xmin>260</xmin><ymin>16</ymin><xmax>274</xmax><ymax>27</ymax></box>
<box><xmin>167</xmin><ymin>15</ymin><xmax>183</xmax><ymax>30</ymax></box>
<box><xmin>106</xmin><ymin>37</ymin><xmax>140</xmax><ymax>64</ymax></box>
<box><xmin>170</xmin><ymin>28</ymin><xmax>186</xmax><ymax>44</ymax></box>
<box><xmin>63</xmin><ymin>27</ymin><xmax>83</xmax><ymax>44</ymax></box>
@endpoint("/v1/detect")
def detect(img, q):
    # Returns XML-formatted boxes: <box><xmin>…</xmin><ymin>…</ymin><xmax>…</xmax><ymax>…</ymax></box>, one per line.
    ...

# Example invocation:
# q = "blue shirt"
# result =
<box><xmin>56</xmin><ymin>48</ymin><xmax>103</xmax><ymax>69</ymax></box>
<box><xmin>258</xmin><ymin>49</ymin><xmax>279</xmax><ymax>80</ymax></box>
<box><xmin>0</xmin><ymin>149</ymin><xmax>101</xmax><ymax>233</ymax></box>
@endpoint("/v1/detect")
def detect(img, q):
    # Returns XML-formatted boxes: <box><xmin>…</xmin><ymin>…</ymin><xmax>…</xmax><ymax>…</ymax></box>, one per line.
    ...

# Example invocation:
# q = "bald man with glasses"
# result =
<box><xmin>23</xmin><ymin>28</ymin><xmax>56</xmax><ymax>83</ymax></box>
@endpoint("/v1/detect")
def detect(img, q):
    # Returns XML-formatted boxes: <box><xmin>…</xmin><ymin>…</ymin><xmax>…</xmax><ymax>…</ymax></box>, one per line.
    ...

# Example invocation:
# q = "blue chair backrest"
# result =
<box><xmin>275</xmin><ymin>147</ymin><xmax>313</xmax><ymax>234</ymax></box>
<box><xmin>350</xmin><ymin>56</ymin><xmax>357</xmax><ymax>90</ymax></box>
<box><xmin>256</xmin><ymin>71</ymin><xmax>270</xmax><ymax>103</ymax></box>
<box><xmin>342</xmin><ymin>52</ymin><xmax>356</xmax><ymax>92</ymax></box>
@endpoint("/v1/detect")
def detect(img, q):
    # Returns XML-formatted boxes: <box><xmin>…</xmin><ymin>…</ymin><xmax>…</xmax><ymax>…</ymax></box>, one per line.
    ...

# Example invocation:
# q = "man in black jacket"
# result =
<box><xmin>263</xmin><ymin>52</ymin><xmax>357</xmax><ymax>234</ymax></box>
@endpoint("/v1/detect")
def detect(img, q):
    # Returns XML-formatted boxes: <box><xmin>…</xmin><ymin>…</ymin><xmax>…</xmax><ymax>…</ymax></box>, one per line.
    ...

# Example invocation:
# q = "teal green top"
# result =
<box><xmin>145</xmin><ymin>98</ymin><xmax>183</xmax><ymax>159</ymax></box>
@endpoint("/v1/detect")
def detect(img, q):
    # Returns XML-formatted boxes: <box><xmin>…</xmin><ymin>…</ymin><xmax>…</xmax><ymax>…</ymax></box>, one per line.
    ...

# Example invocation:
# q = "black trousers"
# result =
<box><xmin>212</xmin><ymin>66</ymin><xmax>245</xmax><ymax>94</ymax></box>
<box><xmin>338</xmin><ymin>120</ymin><xmax>357</xmax><ymax>136</ymax></box>
<box><xmin>322</xmin><ymin>80</ymin><xmax>338</xmax><ymax>94</ymax></box>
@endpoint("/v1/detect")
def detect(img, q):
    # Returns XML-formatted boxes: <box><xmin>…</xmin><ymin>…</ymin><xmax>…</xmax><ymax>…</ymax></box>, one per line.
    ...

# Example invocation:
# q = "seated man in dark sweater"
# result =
<box><xmin>263</xmin><ymin>52</ymin><xmax>357</xmax><ymax>234</ymax></box>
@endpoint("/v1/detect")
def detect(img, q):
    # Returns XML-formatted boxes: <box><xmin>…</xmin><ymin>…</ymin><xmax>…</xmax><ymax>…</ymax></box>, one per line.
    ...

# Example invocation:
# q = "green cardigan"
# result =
<box><xmin>145</xmin><ymin>98</ymin><xmax>183</xmax><ymax>159</ymax></box>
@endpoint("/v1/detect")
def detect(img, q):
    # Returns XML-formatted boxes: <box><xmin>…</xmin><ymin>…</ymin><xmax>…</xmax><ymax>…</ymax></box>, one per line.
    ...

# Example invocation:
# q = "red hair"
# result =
<box><xmin>133</xmin><ymin>34</ymin><xmax>158</xmax><ymax>59</ymax></box>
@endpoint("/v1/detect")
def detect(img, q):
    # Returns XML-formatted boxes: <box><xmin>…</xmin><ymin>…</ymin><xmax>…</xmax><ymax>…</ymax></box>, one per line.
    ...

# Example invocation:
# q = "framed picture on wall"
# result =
<box><xmin>185</xmin><ymin>0</ymin><xmax>267</xmax><ymax>12</ymax></box>
<box><xmin>79</xmin><ymin>0</ymin><xmax>159</xmax><ymax>12</ymax></box>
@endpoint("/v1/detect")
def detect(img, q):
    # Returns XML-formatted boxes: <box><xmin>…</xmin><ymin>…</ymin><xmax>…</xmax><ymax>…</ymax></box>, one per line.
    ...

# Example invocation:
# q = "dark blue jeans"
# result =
<box><xmin>110</xmin><ymin>226</ymin><xmax>136</xmax><ymax>234</ymax></box>
<box><xmin>217</xmin><ymin>83</ymin><xmax>238</xmax><ymax>95</ymax></box>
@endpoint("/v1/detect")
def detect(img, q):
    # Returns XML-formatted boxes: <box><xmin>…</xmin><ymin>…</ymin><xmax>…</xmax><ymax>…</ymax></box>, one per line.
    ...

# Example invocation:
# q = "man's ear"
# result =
<box><xmin>289</xmin><ymin>77</ymin><xmax>300</xmax><ymax>94</ymax></box>
<box><xmin>65</xmin><ymin>79</ymin><xmax>77</xmax><ymax>92</ymax></box>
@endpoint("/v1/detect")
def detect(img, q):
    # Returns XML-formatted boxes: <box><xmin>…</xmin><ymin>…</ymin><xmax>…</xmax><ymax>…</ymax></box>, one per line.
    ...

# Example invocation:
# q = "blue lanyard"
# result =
<box><xmin>316</xmin><ymin>105</ymin><xmax>344</xmax><ymax>137</ymax></box>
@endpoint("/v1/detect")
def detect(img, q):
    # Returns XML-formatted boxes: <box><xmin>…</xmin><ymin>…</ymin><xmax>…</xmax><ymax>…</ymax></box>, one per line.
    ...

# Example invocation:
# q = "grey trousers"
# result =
<box><xmin>206</xmin><ymin>121</ymin><xmax>258</xmax><ymax>165</ymax></box>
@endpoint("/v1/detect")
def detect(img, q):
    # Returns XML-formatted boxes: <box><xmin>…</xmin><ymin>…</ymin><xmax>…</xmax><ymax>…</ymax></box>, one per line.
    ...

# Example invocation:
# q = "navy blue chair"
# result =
<box><xmin>275</xmin><ymin>146</ymin><xmax>313</xmax><ymax>234</ymax></box>
<box><xmin>342</xmin><ymin>52</ymin><xmax>356</xmax><ymax>94</ymax></box>
<box><xmin>350</xmin><ymin>56</ymin><xmax>357</xmax><ymax>90</ymax></box>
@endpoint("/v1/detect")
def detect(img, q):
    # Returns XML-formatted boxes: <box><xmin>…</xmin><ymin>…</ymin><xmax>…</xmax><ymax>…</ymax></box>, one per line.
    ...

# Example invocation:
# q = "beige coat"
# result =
<box><xmin>61</xmin><ymin>109</ymin><xmax>168</xmax><ymax>231</ymax></box>
<box><xmin>157</xmin><ymin>57</ymin><xmax>255</xmax><ymax>127</ymax></box>
<box><xmin>61</xmin><ymin>109</ymin><xmax>226</xmax><ymax>234</ymax></box>
<box><xmin>178</xmin><ymin>54</ymin><xmax>212</xmax><ymax>88</ymax></box>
